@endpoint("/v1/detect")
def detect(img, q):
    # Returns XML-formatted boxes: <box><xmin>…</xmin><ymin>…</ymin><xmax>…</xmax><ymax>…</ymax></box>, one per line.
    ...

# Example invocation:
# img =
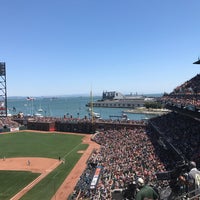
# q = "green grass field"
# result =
<box><xmin>0</xmin><ymin>131</ymin><xmax>88</xmax><ymax>200</ymax></box>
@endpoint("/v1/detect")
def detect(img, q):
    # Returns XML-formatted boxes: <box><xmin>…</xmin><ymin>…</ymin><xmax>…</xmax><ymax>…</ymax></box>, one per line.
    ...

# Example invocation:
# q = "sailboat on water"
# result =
<box><xmin>34</xmin><ymin>100</ymin><xmax>44</xmax><ymax>117</ymax></box>
<box><xmin>88</xmin><ymin>90</ymin><xmax>101</xmax><ymax>119</ymax></box>
<box><xmin>37</xmin><ymin>101</ymin><xmax>43</xmax><ymax>113</ymax></box>
<box><xmin>26</xmin><ymin>97</ymin><xmax>44</xmax><ymax>117</ymax></box>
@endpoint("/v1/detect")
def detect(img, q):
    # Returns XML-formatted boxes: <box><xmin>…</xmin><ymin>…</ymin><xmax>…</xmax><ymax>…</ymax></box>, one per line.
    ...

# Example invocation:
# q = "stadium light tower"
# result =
<box><xmin>0</xmin><ymin>62</ymin><xmax>7</xmax><ymax>117</ymax></box>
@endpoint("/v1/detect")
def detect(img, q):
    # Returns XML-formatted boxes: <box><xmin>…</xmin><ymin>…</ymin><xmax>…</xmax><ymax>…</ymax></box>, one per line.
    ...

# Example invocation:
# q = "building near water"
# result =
<box><xmin>86</xmin><ymin>91</ymin><xmax>155</xmax><ymax>108</ymax></box>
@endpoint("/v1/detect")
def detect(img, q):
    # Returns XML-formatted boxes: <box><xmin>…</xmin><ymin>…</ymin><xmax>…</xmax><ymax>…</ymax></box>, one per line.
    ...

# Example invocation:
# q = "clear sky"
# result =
<box><xmin>0</xmin><ymin>0</ymin><xmax>200</xmax><ymax>97</ymax></box>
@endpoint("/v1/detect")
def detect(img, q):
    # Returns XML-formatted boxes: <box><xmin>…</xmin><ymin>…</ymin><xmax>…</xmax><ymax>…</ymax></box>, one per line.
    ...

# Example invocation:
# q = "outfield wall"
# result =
<box><xmin>12</xmin><ymin>118</ymin><xmax>146</xmax><ymax>133</ymax></box>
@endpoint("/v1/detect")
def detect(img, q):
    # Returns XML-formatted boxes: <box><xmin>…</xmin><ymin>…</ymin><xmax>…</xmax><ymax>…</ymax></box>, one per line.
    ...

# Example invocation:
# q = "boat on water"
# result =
<box><xmin>26</xmin><ymin>97</ymin><xmax>36</xmax><ymax>101</ymax></box>
<box><xmin>37</xmin><ymin>103</ymin><xmax>43</xmax><ymax>113</ymax></box>
<box><xmin>86</xmin><ymin>91</ymin><xmax>156</xmax><ymax>108</ymax></box>
<box><xmin>12</xmin><ymin>97</ymin><xmax>44</xmax><ymax>118</ymax></box>
<box><xmin>38</xmin><ymin>108</ymin><xmax>43</xmax><ymax>112</ymax></box>
<box><xmin>109</xmin><ymin>113</ymin><xmax>129</xmax><ymax>121</ymax></box>
<box><xmin>91</xmin><ymin>112</ymin><xmax>101</xmax><ymax>119</ymax></box>
<box><xmin>88</xmin><ymin>108</ymin><xmax>101</xmax><ymax>119</ymax></box>
<box><xmin>33</xmin><ymin>113</ymin><xmax>43</xmax><ymax>117</ymax></box>
<box><xmin>142</xmin><ymin>117</ymin><xmax>149</xmax><ymax>121</ymax></box>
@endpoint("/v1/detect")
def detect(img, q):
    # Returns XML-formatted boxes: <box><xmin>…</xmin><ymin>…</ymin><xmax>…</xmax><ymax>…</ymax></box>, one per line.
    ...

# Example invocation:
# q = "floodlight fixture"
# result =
<box><xmin>0</xmin><ymin>62</ymin><xmax>6</xmax><ymax>75</ymax></box>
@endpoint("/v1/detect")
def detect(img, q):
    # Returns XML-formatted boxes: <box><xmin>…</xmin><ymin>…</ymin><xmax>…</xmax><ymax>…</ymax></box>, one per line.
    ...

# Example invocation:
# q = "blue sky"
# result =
<box><xmin>0</xmin><ymin>0</ymin><xmax>200</xmax><ymax>97</ymax></box>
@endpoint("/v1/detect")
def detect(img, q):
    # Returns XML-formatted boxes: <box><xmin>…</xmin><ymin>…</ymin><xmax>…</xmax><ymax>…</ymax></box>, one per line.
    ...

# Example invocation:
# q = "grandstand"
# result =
<box><xmin>69</xmin><ymin>73</ymin><xmax>200</xmax><ymax>200</ymax></box>
<box><xmin>161</xmin><ymin>74</ymin><xmax>200</xmax><ymax>113</ymax></box>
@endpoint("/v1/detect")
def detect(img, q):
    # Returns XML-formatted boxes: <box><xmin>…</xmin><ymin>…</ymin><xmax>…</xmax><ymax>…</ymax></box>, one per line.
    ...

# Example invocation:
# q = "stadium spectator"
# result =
<box><xmin>135</xmin><ymin>178</ymin><xmax>159</xmax><ymax>200</ymax></box>
<box><xmin>187</xmin><ymin>161</ymin><xmax>200</xmax><ymax>198</ymax></box>
<box><xmin>160</xmin><ymin>74</ymin><xmax>200</xmax><ymax>110</ymax></box>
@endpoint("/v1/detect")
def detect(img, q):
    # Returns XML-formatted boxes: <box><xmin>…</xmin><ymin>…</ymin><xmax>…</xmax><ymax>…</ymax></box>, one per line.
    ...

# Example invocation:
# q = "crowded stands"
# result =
<box><xmin>69</xmin><ymin>111</ymin><xmax>200</xmax><ymax>199</ymax></box>
<box><xmin>70</xmin><ymin>74</ymin><xmax>200</xmax><ymax>199</ymax></box>
<box><xmin>161</xmin><ymin>74</ymin><xmax>200</xmax><ymax>110</ymax></box>
<box><xmin>0</xmin><ymin>117</ymin><xmax>19</xmax><ymax>130</ymax></box>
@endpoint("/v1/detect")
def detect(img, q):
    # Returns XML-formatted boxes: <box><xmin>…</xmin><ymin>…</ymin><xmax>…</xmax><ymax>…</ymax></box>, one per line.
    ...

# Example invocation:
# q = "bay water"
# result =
<box><xmin>7</xmin><ymin>96</ymin><xmax>157</xmax><ymax>120</ymax></box>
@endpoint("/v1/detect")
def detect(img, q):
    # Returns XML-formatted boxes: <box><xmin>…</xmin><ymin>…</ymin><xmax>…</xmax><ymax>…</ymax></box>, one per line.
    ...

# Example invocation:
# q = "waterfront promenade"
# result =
<box><xmin>123</xmin><ymin>107</ymin><xmax>171</xmax><ymax>115</ymax></box>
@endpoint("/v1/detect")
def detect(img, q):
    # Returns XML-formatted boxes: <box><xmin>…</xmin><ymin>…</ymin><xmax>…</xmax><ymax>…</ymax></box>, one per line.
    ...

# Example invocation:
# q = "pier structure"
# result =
<box><xmin>86</xmin><ymin>91</ymin><xmax>156</xmax><ymax>108</ymax></box>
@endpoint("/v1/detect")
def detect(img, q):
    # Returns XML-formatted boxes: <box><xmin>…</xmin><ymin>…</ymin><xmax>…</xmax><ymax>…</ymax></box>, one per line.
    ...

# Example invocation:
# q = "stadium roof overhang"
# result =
<box><xmin>193</xmin><ymin>59</ymin><xmax>200</xmax><ymax>64</ymax></box>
